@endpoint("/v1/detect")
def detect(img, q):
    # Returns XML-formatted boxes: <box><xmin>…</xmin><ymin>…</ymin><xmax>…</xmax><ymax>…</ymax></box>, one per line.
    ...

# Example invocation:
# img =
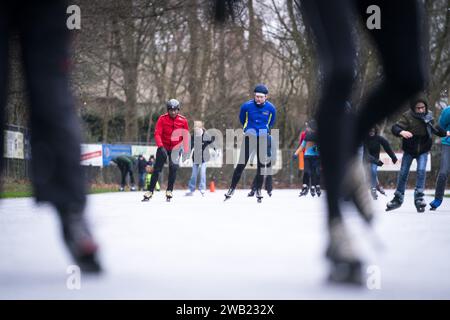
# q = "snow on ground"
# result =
<box><xmin>0</xmin><ymin>189</ymin><xmax>449</xmax><ymax>299</ymax></box>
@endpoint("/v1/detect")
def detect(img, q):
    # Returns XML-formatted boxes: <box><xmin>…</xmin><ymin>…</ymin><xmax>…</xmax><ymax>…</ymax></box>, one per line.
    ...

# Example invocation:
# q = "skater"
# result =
<box><xmin>214</xmin><ymin>0</ymin><xmax>427</xmax><ymax>285</ymax></box>
<box><xmin>186</xmin><ymin>121</ymin><xmax>215</xmax><ymax>196</ymax></box>
<box><xmin>294</xmin><ymin>120</ymin><xmax>321</xmax><ymax>197</ymax></box>
<box><xmin>142</xmin><ymin>99</ymin><xmax>189</xmax><ymax>202</ymax></box>
<box><xmin>137</xmin><ymin>154</ymin><xmax>148</xmax><ymax>191</ymax></box>
<box><xmin>386</xmin><ymin>98</ymin><xmax>447</xmax><ymax>212</ymax></box>
<box><xmin>296</xmin><ymin>122</ymin><xmax>310</xmax><ymax>196</ymax></box>
<box><xmin>298</xmin><ymin>0</ymin><xmax>430</xmax><ymax>284</ymax></box>
<box><xmin>224</xmin><ymin>84</ymin><xmax>277</xmax><ymax>203</ymax></box>
<box><xmin>111</xmin><ymin>155</ymin><xmax>137</xmax><ymax>191</ymax></box>
<box><xmin>430</xmin><ymin>105</ymin><xmax>450</xmax><ymax>211</ymax></box>
<box><xmin>363</xmin><ymin>127</ymin><xmax>398</xmax><ymax>200</ymax></box>
<box><xmin>0</xmin><ymin>1</ymin><xmax>101</xmax><ymax>272</ymax></box>
<box><xmin>248</xmin><ymin>134</ymin><xmax>273</xmax><ymax>197</ymax></box>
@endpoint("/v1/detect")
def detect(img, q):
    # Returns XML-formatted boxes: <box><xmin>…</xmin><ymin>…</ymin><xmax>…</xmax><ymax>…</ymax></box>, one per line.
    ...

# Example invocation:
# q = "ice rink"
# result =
<box><xmin>1</xmin><ymin>189</ymin><xmax>449</xmax><ymax>299</ymax></box>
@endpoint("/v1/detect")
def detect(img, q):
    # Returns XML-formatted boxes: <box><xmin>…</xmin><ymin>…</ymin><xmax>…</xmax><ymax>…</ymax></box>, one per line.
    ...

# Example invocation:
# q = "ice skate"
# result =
<box><xmin>119</xmin><ymin>186</ymin><xmax>125</xmax><ymax>192</ymax></box>
<box><xmin>185</xmin><ymin>191</ymin><xmax>194</xmax><ymax>196</ymax></box>
<box><xmin>200</xmin><ymin>190</ymin><xmax>205</xmax><ymax>197</ymax></box>
<box><xmin>142</xmin><ymin>191</ymin><xmax>153</xmax><ymax>202</ymax></box>
<box><xmin>299</xmin><ymin>184</ymin><xmax>309</xmax><ymax>197</ymax></box>
<box><xmin>386</xmin><ymin>193</ymin><xmax>403</xmax><ymax>212</ymax></box>
<box><xmin>166</xmin><ymin>190</ymin><xmax>173</xmax><ymax>202</ymax></box>
<box><xmin>316</xmin><ymin>186</ymin><xmax>321</xmax><ymax>197</ymax></box>
<box><xmin>130</xmin><ymin>185</ymin><xmax>136</xmax><ymax>191</ymax></box>
<box><xmin>247</xmin><ymin>189</ymin><xmax>255</xmax><ymax>197</ymax></box>
<box><xmin>414</xmin><ymin>191</ymin><xmax>426</xmax><ymax>213</ymax></box>
<box><xmin>376</xmin><ymin>184</ymin><xmax>386</xmax><ymax>196</ymax></box>
<box><xmin>224</xmin><ymin>188</ymin><xmax>235</xmax><ymax>201</ymax></box>
<box><xmin>267</xmin><ymin>190</ymin><xmax>272</xmax><ymax>197</ymax></box>
<box><xmin>370</xmin><ymin>188</ymin><xmax>378</xmax><ymax>200</ymax></box>
<box><xmin>256</xmin><ymin>189</ymin><xmax>263</xmax><ymax>203</ymax></box>
<box><xmin>326</xmin><ymin>220</ymin><xmax>363</xmax><ymax>285</ymax></box>
<box><xmin>60</xmin><ymin>211</ymin><xmax>102</xmax><ymax>273</ymax></box>
<box><xmin>429</xmin><ymin>199</ymin><xmax>442</xmax><ymax>211</ymax></box>
<box><xmin>310</xmin><ymin>186</ymin><xmax>316</xmax><ymax>197</ymax></box>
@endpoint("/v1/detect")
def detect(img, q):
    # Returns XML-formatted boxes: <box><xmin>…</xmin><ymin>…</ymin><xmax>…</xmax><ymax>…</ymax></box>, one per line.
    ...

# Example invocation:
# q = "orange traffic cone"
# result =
<box><xmin>209</xmin><ymin>180</ymin><xmax>216</xmax><ymax>192</ymax></box>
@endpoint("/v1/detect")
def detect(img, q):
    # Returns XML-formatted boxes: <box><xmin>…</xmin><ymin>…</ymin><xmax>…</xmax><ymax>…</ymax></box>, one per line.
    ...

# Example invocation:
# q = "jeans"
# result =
<box><xmin>395</xmin><ymin>152</ymin><xmax>428</xmax><ymax>195</ymax></box>
<box><xmin>369</xmin><ymin>163</ymin><xmax>378</xmax><ymax>189</ymax></box>
<box><xmin>188</xmin><ymin>162</ymin><xmax>207</xmax><ymax>192</ymax></box>
<box><xmin>434</xmin><ymin>144</ymin><xmax>450</xmax><ymax>200</ymax></box>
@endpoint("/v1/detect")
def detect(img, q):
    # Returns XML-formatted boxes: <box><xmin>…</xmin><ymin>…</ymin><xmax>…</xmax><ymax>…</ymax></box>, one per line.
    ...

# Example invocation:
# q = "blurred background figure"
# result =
<box><xmin>110</xmin><ymin>155</ymin><xmax>137</xmax><ymax>191</ymax></box>
<box><xmin>0</xmin><ymin>0</ymin><xmax>101</xmax><ymax>272</ymax></box>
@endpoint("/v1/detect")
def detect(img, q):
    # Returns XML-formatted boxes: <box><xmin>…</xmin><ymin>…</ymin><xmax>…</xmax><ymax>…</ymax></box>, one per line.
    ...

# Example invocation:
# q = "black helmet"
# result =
<box><xmin>166</xmin><ymin>99</ymin><xmax>180</xmax><ymax>110</ymax></box>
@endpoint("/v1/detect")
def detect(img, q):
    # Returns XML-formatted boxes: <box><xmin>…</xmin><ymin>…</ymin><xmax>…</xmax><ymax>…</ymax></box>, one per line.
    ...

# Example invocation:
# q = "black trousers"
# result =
<box><xmin>148</xmin><ymin>147</ymin><xmax>180</xmax><ymax>192</ymax></box>
<box><xmin>300</xmin><ymin>0</ymin><xmax>426</xmax><ymax>223</ymax></box>
<box><xmin>0</xmin><ymin>1</ymin><xmax>86</xmax><ymax>214</ymax></box>
<box><xmin>118</xmin><ymin>163</ymin><xmax>135</xmax><ymax>187</ymax></box>
<box><xmin>304</xmin><ymin>156</ymin><xmax>320</xmax><ymax>187</ymax></box>
<box><xmin>230</xmin><ymin>134</ymin><xmax>269</xmax><ymax>190</ymax></box>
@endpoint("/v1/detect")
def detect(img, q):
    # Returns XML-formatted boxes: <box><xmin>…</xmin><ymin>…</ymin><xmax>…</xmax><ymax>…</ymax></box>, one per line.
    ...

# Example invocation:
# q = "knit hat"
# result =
<box><xmin>254</xmin><ymin>84</ymin><xmax>268</xmax><ymax>95</ymax></box>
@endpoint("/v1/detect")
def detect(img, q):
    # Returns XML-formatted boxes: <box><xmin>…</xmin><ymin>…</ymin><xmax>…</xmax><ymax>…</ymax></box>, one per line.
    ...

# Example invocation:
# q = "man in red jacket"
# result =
<box><xmin>142</xmin><ymin>99</ymin><xmax>189</xmax><ymax>201</ymax></box>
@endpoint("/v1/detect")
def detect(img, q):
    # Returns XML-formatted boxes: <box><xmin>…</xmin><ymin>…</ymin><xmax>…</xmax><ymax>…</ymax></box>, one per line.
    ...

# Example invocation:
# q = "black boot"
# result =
<box><xmin>248</xmin><ymin>189</ymin><xmax>255</xmax><ymax>197</ymax></box>
<box><xmin>59</xmin><ymin>210</ymin><xmax>102</xmax><ymax>273</ymax></box>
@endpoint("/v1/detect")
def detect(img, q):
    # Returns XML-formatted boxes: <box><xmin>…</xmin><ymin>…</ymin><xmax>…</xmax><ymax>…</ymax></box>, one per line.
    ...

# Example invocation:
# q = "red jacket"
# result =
<box><xmin>154</xmin><ymin>113</ymin><xmax>190</xmax><ymax>151</ymax></box>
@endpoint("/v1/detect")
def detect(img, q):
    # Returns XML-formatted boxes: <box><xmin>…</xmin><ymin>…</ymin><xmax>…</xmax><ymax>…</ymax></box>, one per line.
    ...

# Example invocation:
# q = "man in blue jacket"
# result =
<box><xmin>224</xmin><ymin>84</ymin><xmax>276</xmax><ymax>202</ymax></box>
<box><xmin>430</xmin><ymin>105</ymin><xmax>450</xmax><ymax>210</ymax></box>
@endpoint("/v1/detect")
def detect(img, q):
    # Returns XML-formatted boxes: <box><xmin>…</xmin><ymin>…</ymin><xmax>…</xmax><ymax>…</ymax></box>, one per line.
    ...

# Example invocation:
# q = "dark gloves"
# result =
<box><xmin>376</xmin><ymin>160</ymin><xmax>384</xmax><ymax>167</ymax></box>
<box><xmin>157</xmin><ymin>146</ymin><xmax>168</xmax><ymax>158</ymax></box>
<box><xmin>292</xmin><ymin>153</ymin><xmax>298</xmax><ymax>160</ymax></box>
<box><xmin>392</xmin><ymin>157</ymin><xmax>398</xmax><ymax>165</ymax></box>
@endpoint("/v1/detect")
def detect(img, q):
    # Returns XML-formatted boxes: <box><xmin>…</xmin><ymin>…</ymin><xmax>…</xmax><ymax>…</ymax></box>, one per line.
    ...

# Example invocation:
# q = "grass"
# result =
<box><xmin>1</xmin><ymin>181</ymin><xmax>119</xmax><ymax>199</ymax></box>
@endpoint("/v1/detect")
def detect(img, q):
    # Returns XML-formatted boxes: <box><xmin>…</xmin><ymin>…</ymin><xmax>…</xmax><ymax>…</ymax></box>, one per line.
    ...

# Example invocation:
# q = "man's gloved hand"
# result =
<box><xmin>157</xmin><ymin>146</ymin><xmax>168</xmax><ymax>158</ymax></box>
<box><xmin>376</xmin><ymin>160</ymin><xmax>384</xmax><ymax>166</ymax></box>
<box><xmin>392</xmin><ymin>157</ymin><xmax>398</xmax><ymax>165</ymax></box>
<box><xmin>292</xmin><ymin>153</ymin><xmax>298</xmax><ymax>160</ymax></box>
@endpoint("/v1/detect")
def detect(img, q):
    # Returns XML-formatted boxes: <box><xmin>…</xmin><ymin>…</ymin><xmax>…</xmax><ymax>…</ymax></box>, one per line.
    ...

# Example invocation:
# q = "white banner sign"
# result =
<box><xmin>81</xmin><ymin>144</ymin><xmax>103</xmax><ymax>167</ymax></box>
<box><xmin>131</xmin><ymin>145</ymin><xmax>158</xmax><ymax>161</ymax></box>
<box><xmin>3</xmin><ymin>130</ymin><xmax>24</xmax><ymax>159</ymax></box>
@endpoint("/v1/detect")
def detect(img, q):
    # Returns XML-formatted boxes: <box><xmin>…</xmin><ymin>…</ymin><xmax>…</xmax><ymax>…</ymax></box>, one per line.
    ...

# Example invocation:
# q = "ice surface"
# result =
<box><xmin>0</xmin><ymin>189</ymin><xmax>449</xmax><ymax>299</ymax></box>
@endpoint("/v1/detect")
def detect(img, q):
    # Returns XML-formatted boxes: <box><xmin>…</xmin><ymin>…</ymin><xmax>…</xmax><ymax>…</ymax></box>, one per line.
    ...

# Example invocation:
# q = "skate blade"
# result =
<box><xmin>328</xmin><ymin>261</ymin><xmax>363</xmax><ymax>286</ymax></box>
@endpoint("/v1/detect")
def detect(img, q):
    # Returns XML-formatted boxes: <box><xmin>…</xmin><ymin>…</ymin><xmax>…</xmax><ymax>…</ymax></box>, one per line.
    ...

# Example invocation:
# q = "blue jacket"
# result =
<box><xmin>439</xmin><ymin>106</ymin><xmax>450</xmax><ymax>146</ymax></box>
<box><xmin>239</xmin><ymin>100</ymin><xmax>276</xmax><ymax>136</ymax></box>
